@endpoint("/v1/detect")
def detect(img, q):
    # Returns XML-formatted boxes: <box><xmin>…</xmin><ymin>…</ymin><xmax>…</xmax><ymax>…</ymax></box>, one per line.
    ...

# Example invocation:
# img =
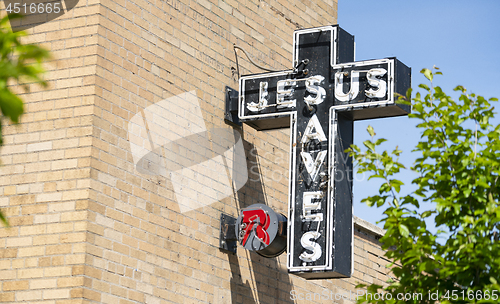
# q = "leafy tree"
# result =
<box><xmin>0</xmin><ymin>15</ymin><xmax>50</xmax><ymax>226</ymax></box>
<box><xmin>350</xmin><ymin>68</ymin><xmax>500</xmax><ymax>304</ymax></box>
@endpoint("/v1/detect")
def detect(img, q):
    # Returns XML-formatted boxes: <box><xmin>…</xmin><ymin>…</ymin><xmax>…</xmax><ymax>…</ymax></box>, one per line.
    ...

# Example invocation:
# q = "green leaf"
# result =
<box><xmin>363</xmin><ymin>140</ymin><xmax>375</xmax><ymax>151</ymax></box>
<box><xmin>421</xmin><ymin>68</ymin><xmax>433</xmax><ymax>81</ymax></box>
<box><xmin>419</xmin><ymin>83</ymin><xmax>430</xmax><ymax>91</ymax></box>
<box><xmin>398</xmin><ymin>224</ymin><xmax>409</xmax><ymax>238</ymax></box>
<box><xmin>0</xmin><ymin>210</ymin><xmax>8</xmax><ymax>227</ymax></box>
<box><xmin>367</xmin><ymin>125</ymin><xmax>375</xmax><ymax>137</ymax></box>
<box><xmin>406</xmin><ymin>87</ymin><xmax>413</xmax><ymax>102</ymax></box>
<box><xmin>0</xmin><ymin>89</ymin><xmax>24</xmax><ymax>123</ymax></box>
<box><xmin>421</xmin><ymin>210</ymin><xmax>434</xmax><ymax>218</ymax></box>
<box><xmin>375</xmin><ymin>138</ymin><xmax>387</xmax><ymax>146</ymax></box>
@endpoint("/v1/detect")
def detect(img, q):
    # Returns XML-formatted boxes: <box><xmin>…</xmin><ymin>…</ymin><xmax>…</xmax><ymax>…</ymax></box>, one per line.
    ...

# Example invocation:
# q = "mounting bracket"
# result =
<box><xmin>224</xmin><ymin>86</ymin><xmax>241</xmax><ymax>127</ymax></box>
<box><xmin>219</xmin><ymin>213</ymin><xmax>237</xmax><ymax>254</ymax></box>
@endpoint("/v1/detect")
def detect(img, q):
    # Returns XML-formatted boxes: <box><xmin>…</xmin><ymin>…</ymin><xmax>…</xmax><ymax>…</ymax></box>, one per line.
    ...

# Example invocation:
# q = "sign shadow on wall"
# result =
<box><xmin>227</xmin><ymin>140</ymin><xmax>293</xmax><ymax>303</ymax></box>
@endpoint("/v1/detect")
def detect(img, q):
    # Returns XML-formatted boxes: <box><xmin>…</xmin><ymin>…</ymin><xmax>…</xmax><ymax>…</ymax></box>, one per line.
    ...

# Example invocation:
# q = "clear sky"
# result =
<box><xmin>338</xmin><ymin>0</ymin><xmax>500</xmax><ymax>229</ymax></box>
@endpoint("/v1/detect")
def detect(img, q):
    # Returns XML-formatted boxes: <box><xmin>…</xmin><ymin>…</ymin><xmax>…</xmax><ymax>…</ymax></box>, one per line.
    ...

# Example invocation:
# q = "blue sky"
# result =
<box><xmin>338</xmin><ymin>0</ymin><xmax>500</xmax><ymax>228</ymax></box>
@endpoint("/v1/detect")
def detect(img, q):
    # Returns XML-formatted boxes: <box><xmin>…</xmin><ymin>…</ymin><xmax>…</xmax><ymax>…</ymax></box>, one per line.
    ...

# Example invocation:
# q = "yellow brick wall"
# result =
<box><xmin>0</xmin><ymin>0</ymin><xmax>99</xmax><ymax>302</ymax></box>
<box><xmin>0</xmin><ymin>0</ymin><xmax>390</xmax><ymax>303</ymax></box>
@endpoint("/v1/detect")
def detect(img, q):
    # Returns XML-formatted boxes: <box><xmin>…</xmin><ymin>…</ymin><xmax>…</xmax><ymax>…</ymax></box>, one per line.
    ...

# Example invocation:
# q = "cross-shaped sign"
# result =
<box><xmin>237</xmin><ymin>25</ymin><xmax>410</xmax><ymax>279</ymax></box>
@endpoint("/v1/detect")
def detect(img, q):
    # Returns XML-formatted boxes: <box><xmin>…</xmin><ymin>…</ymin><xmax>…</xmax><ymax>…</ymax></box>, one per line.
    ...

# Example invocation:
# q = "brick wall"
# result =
<box><xmin>0</xmin><ymin>0</ymin><xmax>390</xmax><ymax>303</ymax></box>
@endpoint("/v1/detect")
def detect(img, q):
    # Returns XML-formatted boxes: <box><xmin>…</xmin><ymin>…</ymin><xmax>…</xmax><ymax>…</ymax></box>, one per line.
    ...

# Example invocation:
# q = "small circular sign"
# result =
<box><xmin>235</xmin><ymin>204</ymin><xmax>287</xmax><ymax>258</ymax></box>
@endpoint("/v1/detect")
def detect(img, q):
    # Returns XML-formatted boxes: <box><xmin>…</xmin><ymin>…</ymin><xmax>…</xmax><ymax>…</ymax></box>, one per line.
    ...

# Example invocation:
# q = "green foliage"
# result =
<box><xmin>0</xmin><ymin>15</ymin><xmax>50</xmax><ymax>226</ymax></box>
<box><xmin>349</xmin><ymin>67</ymin><xmax>500</xmax><ymax>303</ymax></box>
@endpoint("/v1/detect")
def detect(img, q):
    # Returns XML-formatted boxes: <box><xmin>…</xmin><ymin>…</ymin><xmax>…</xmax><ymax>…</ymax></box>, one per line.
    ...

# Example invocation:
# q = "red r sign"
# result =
<box><xmin>235</xmin><ymin>204</ymin><xmax>287</xmax><ymax>258</ymax></box>
<box><xmin>241</xmin><ymin>209</ymin><xmax>271</xmax><ymax>246</ymax></box>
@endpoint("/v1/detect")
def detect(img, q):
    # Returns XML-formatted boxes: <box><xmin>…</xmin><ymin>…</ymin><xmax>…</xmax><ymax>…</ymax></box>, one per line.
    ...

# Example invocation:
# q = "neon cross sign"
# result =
<box><xmin>238</xmin><ymin>25</ymin><xmax>410</xmax><ymax>279</ymax></box>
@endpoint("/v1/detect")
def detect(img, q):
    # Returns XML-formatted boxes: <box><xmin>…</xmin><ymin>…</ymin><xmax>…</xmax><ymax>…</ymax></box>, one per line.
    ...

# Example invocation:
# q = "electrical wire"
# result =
<box><xmin>233</xmin><ymin>44</ymin><xmax>282</xmax><ymax>74</ymax></box>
